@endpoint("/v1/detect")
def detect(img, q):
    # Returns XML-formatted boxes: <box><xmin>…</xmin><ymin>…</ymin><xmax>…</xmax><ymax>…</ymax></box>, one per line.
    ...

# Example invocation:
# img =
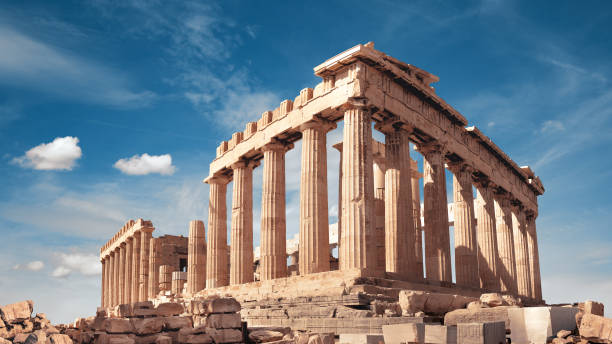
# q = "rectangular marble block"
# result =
<box><xmin>424</xmin><ymin>325</ymin><xmax>457</xmax><ymax>344</ymax></box>
<box><xmin>339</xmin><ymin>333</ymin><xmax>384</xmax><ymax>344</ymax></box>
<box><xmin>457</xmin><ymin>322</ymin><xmax>505</xmax><ymax>344</ymax></box>
<box><xmin>382</xmin><ymin>323</ymin><xmax>425</xmax><ymax>344</ymax></box>
<box><xmin>508</xmin><ymin>306</ymin><xmax>579</xmax><ymax>344</ymax></box>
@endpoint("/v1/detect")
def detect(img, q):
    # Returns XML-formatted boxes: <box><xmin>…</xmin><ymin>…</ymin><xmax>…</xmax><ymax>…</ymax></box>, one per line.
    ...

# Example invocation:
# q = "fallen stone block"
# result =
<box><xmin>0</xmin><ymin>300</ymin><xmax>34</xmax><ymax>323</ymax></box>
<box><xmin>425</xmin><ymin>324</ymin><xmax>457</xmax><ymax>344</ymax></box>
<box><xmin>156</xmin><ymin>303</ymin><xmax>184</xmax><ymax>317</ymax></box>
<box><xmin>206</xmin><ymin>328</ymin><xmax>243</xmax><ymax>343</ymax></box>
<box><xmin>204</xmin><ymin>313</ymin><xmax>241</xmax><ymax>329</ymax></box>
<box><xmin>578</xmin><ymin>313</ymin><xmax>612</xmax><ymax>343</ymax></box>
<box><xmin>104</xmin><ymin>319</ymin><xmax>134</xmax><ymax>334</ymax></box>
<box><xmin>400</xmin><ymin>291</ymin><xmax>477</xmax><ymax>316</ymax></box>
<box><xmin>13</xmin><ymin>333</ymin><xmax>30</xmax><ymax>344</ymax></box>
<box><xmin>0</xmin><ymin>338</ymin><xmax>11</xmax><ymax>344</ymax></box>
<box><xmin>26</xmin><ymin>330</ymin><xmax>47</xmax><ymax>344</ymax></box>
<box><xmin>47</xmin><ymin>334</ymin><xmax>74</xmax><ymax>344</ymax></box>
<box><xmin>306</xmin><ymin>333</ymin><xmax>334</xmax><ymax>344</ymax></box>
<box><xmin>335</xmin><ymin>306</ymin><xmax>374</xmax><ymax>318</ymax></box>
<box><xmin>179</xmin><ymin>333</ymin><xmax>212</xmax><ymax>344</ymax></box>
<box><xmin>444</xmin><ymin>306</ymin><xmax>516</xmax><ymax>329</ymax></box>
<box><xmin>338</xmin><ymin>333</ymin><xmax>384</xmax><ymax>344</ymax></box>
<box><xmin>108</xmin><ymin>336</ymin><xmax>135</xmax><ymax>344</ymax></box>
<box><xmin>509</xmin><ymin>306</ymin><xmax>579</xmax><ymax>344</ymax></box>
<box><xmin>132</xmin><ymin>309</ymin><xmax>157</xmax><ymax>318</ymax></box>
<box><xmin>207</xmin><ymin>298</ymin><xmax>240</xmax><ymax>314</ymax></box>
<box><xmin>479</xmin><ymin>293</ymin><xmax>505</xmax><ymax>307</ymax></box>
<box><xmin>154</xmin><ymin>336</ymin><xmax>171</xmax><ymax>344</ymax></box>
<box><xmin>163</xmin><ymin>316</ymin><xmax>192</xmax><ymax>330</ymax></box>
<box><xmin>457</xmin><ymin>322</ymin><xmax>505</xmax><ymax>344</ymax></box>
<box><xmin>132</xmin><ymin>318</ymin><xmax>164</xmax><ymax>335</ymax></box>
<box><xmin>249</xmin><ymin>329</ymin><xmax>284</xmax><ymax>343</ymax></box>
<box><xmin>382</xmin><ymin>322</ymin><xmax>425</xmax><ymax>344</ymax></box>
<box><xmin>132</xmin><ymin>302</ymin><xmax>153</xmax><ymax>310</ymax></box>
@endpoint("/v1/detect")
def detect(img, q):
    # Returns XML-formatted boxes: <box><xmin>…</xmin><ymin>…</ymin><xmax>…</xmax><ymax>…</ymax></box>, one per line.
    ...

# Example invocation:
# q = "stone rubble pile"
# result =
<box><xmin>0</xmin><ymin>300</ymin><xmax>72</xmax><ymax>344</ymax></box>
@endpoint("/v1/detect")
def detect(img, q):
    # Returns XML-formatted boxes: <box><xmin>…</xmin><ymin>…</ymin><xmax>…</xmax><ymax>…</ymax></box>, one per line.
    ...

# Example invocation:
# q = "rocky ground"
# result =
<box><xmin>0</xmin><ymin>294</ymin><xmax>610</xmax><ymax>344</ymax></box>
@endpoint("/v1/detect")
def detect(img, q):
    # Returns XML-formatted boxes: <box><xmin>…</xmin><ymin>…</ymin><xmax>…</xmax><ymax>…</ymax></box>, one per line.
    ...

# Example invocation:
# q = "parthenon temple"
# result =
<box><xmin>100</xmin><ymin>43</ymin><xmax>545</xmax><ymax>313</ymax></box>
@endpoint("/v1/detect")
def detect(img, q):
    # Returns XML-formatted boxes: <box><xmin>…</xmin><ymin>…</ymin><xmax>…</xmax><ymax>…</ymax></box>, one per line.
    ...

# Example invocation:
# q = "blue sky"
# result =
<box><xmin>1</xmin><ymin>0</ymin><xmax>611</xmax><ymax>322</ymax></box>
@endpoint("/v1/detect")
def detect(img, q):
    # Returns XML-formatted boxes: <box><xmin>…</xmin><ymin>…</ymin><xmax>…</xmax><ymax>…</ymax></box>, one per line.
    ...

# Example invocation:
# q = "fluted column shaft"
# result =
<box><xmin>526</xmin><ymin>213</ymin><xmax>542</xmax><ymax>300</ymax></box>
<box><xmin>101</xmin><ymin>259</ymin><xmax>106</xmax><ymax>307</ymax></box>
<box><xmin>261</xmin><ymin>142</ymin><xmax>289</xmax><ymax>280</ymax></box>
<box><xmin>411</xmin><ymin>163</ymin><xmax>424</xmax><ymax>280</ymax></box>
<box><xmin>339</xmin><ymin>107</ymin><xmax>375</xmax><ymax>271</ymax></box>
<box><xmin>206</xmin><ymin>177</ymin><xmax>229</xmax><ymax>288</ymax></box>
<box><xmin>299</xmin><ymin>119</ymin><xmax>334</xmax><ymax>275</ymax></box>
<box><xmin>332</xmin><ymin>143</ymin><xmax>343</xmax><ymax>256</ymax></box>
<box><xmin>512</xmin><ymin>205</ymin><xmax>532</xmax><ymax>298</ymax></box>
<box><xmin>113</xmin><ymin>248</ymin><xmax>120</xmax><ymax>306</ymax></box>
<box><xmin>119</xmin><ymin>243</ymin><xmax>127</xmax><ymax>304</ymax></box>
<box><xmin>139</xmin><ymin>229</ymin><xmax>152</xmax><ymax>301</ymax></box>
<box><xmin>148</xmin><ymin>238</ymin><xmax>161</xmax><ymax>298</ymax></box>
<box><xmin>450</xmin><ymin>163</ymin><xmax>479</xmax><ymax>288</ymax></box>
<box><xmin>125</xmin><ymin>239</ymin><xmax>133</xmax><ymax>304</ymax></box>
<box><xmin>108</xmin><ymin>253</ymin><xmax>114</xmax><ymax>306</ymax></box>
<box><xmin>131</xmin><ymin>232</ymin><xmax>141</xmax><ymax>302</ymax></box>
<box><xmin>383</xmin><ymin>128</ymin><xmax>416</xmax><ymax>279</ymax></box>
<box><xmin>373</xmin><ymin>158</ymin><xmax>386</xmax><ymax>271</ymax></box>
<box><xmin>230</xmin><ymin>161</ymin><xmax>255</xmax><ymax>285</ymax></box>
<box><xmin>494</xmin><ymin>193</ymin><xmax>517</xmax><ymax>294</ymax></box>
<box><xmin>188</xmin><ymin>220</ymin><xmax>207</xmax><ymax>293</ymax></box>
<box><xmin>421</xmin><ymin>143</ymin><xmax>452</xmax><ymax>282</ymax></box>
<box><xmin>475</xmin><ymin>181</ymin><xmax>500</xmax><ymax>291</ymax></box>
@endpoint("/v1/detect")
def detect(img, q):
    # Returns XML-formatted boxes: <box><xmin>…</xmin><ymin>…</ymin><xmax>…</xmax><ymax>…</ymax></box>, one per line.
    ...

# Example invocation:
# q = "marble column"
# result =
<box><xmin>420</xmin><ymin>142</ymin><xmax>452</xmax><ymax>283</ymax></box>
<box><xmin>512</xmin><ymin>204</ymin><xmax>532</xmax><ymax>298</ymax></box>
<box><xmin>125</xmin><ymin>238</ymin><xmax>133</xmax><ymax>304</ymax></box>
<box><xmin>260</xmin><ymin>142</ymin><xmax>290</xmax><ymax>280</ymax></box>
<box><xmin>332</xmin><ymin>143</ymin><xmax>343</xmax><ymax>256</ymax></box>
<box><xmin>383</xmin><ymin>127</ymin><xmax>417</xmax><ymax>279</ymax></box>
<box><xmin>526</xmin><ymin>212</ymin><xmax>542</xmax><ymax>301</ymax></box>
<box><xmin>113</xmin><ymin>248</ymin><xmax>120</xmax><ymax>306</ymax></box>
<box><xmin>108</xmin><ymin>253</ymin><xmax>114</xmax><ymax>306</ymax></box>
<box><xmin>373</xmin><ymin>156</ymin><xmax>386</xmax><ymax>272</ymax></box>
<box><xmin>131</xmin><ymin>232</ymin><xmax>141</xmax><ymax>303</ymax></box>
<box><xmin>411</xmin><ymin>160</ymin><xmax>424</xmax><ymax>280</ymax></box>
<box><xmin>119</xmin><ymin>243</ymin><xmax>127</xmax><ymax>304</ymax></box>
<box><xmin>187</xmin><ymin>220</ymin><xmax>206</xmax><ymax>293</ymax></box>
<box><xmin>339</xmin><ymin>107</ymin><xmax>375</xmax><ymax>271</ymax></box>
<box><xmin>449</xmin><ymin>162</ymin><xmax>479</xmax><ymax>288</ymax></box>
<box><xmin>139</xmin><ymin>228</ymin><xmax>152</xmax><ymax>301</ymax></box>
<box><xmin>475</xmin><ymin>179</ymin><xmax>501</xmax><ymax>291</ymax></box>
<box><xmin>206</xmin><ymin>176</ymin><xmax>230</xmax><ymax>288</ymax></box>
<box><xmin>101</xmin><ymin>259</ymin><xmax>106</xmax><ymax>307</ymax></box>
<box><xmin>299</xmin><ymin>119</ymin><xmax>335</xmax><ymax>275</ymax></box>
<box><xmin>148</xmin><ymin>238</ymin><xmax>162</xmax><ymax>298</ymax></box>
<box><xmin>494</xmin><ymin>191</ymin><xmax>517</xmax><ymax>294</ymax></box>
<box><xmin>230</xmin><ymin>160</ymin><xmax>255</xmax><ymax>285</ymax></box>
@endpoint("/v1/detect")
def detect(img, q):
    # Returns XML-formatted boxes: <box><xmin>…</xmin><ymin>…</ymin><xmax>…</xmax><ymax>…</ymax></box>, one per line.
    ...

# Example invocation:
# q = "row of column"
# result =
<box><xmin>202</xmin><ymin>106</ymin><xmax>542</xmax><ymax>300</ymax></box>
<box><xmin>101</xmin><ymin>228</ymin><xmax>153</xmax><ymax>308</ymax></box>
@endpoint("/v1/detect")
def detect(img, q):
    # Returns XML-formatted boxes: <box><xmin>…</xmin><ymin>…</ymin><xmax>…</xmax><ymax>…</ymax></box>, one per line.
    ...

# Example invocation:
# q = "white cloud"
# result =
<box><xmin>51</xmin><ymin>252</ymin><xmax>100</xmax><ymax>279</ymax></box>
<box><xmin>13</xmin><ymin>260</ymin><xmax>45</xmax><ymax>271</ymax></box>
<box><xmin>540</xmin><ymin>120</ymin><xmax>565</xmax><ymax>133</ymax></box>
<box><xmin>114</xmin><ymin>153</ymin><xmax>176</xmax><ymax>175</ymax></box>
<box><xmin>0</xmin><ymin>26</ymin><xmax>155</xmax><ymax>108</ymax></box>
<box><xmin>12</xmin><ymin>136</ymin><xmax>82</xmax><ymax>171</ymax></box>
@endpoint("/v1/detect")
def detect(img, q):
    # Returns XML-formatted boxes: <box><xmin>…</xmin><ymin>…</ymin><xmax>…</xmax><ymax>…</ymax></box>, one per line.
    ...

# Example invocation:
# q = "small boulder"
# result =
<box><xmin>249</xmin><ymin>329</ymin><xmax>284</xmax><ymax>343</ymax></box>
<box><xmin>13</xmin><ymin>333</ymin><xmax>30</xmax><ymax>344</ymax></box>
<box><xmin>46</xmin><ymin>334</ymin><xmax>73</xmax><ymax>344</ymax></box>
<box><xmin>132</xmin><ymin>318</ymin><xmax>164</xmax><ymax>335</ymax></box>
<box><xmin>155</xmin><ymin>303</ymin><xmax>183</xmax><ymax>317</ymax></box>
<box><xmin>0</xmin><ymin>300</ymin><xmax>34</xmax><ymax>323</ymax></box>
<box><xmin>557</xmin><ymin>329</ymin><xmax>572</xmax><ymax>338</ymax></box>
<box><xmin>104</xmin><ymin>319</ymin><xmax>134</xmax><ymax>334</ymax></box>
<box><xmin>206</xmin><ymin>298</ymin><xmax>240</xmax><ymax>314</ymax></box>
<box><xmin>163</xmin><ymin>316</ymin><xmax>192</xmax><ymax>330</ymax></box>
<box><xmin>398</xmin><ymin>290</ymin><xmax>428</xmax><ymax>315</ymax></box>
<box><xmin>480</xmin><ymin>293</ymin><xmax>506</xmax><ymax>307</ymax></box>
<box><xmin>502</xmin><ymin>294</ymin><xmax>522</xmax><ymax>307</ymax></box>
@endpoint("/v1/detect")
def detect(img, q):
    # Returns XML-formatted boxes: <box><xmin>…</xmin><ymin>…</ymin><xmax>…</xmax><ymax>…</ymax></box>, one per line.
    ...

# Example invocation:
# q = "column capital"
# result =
<box><xmin>261</xmin><ymin>139</ymin><xmax>294</xmax><ymax>153</ymax></box>
<box><xmin>299</xmin><ymin>117</ymin><xmax>336</xmax><ymax>133</ymax></box>
<box><xmin>525</xmin><ymin>208</ymin><xmax>538</xmax><ymax>221</ymax></box>
<box><xmin>374</xmin><ymin>118</ymin><xmax>414</xmax><ymax>135</ymax></box>
<box><xmin>120</xmin><ymin>242</ymin><xmax>126</xmax><ymax>248</ymax></box>
<box><xmin>473</xmin><ymin>173</ymin><xmax>496</xmax><ymax>189</ymax></box>
<box><xmin>205</xmin><ymin>174</ymin><xmax>231</xmax><ymax>185</ymax></box>
<box><xmin>416</xmin><ymin>140</ymin><xmax>447</xmax><ymax>157</ymax></box>
<box><xmin>230</xmin><ymin>159</ymin><xmax>259</xmax><ymax>170</ymax></box>
<box><xmin>446</xmin><ymin>160</ymin><xmax>474</xmax><ymax>175</ymax></box>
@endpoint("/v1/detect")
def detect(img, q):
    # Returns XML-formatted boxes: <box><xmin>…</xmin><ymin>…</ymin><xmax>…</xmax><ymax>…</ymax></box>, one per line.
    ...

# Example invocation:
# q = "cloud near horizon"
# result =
<box><xmin>13</xmin><ymin>260</ymin><xmax>45</xmax><ymax>271</ymax></box>
<box><xmin>114</xmin><ymin>153</ymin><xmax>176</xmax><ymax>175</ymax></box>
<box><xmin>12</xmin><ymin>136</ymin><xmax>82</xmax><ymax>171</ymax></box>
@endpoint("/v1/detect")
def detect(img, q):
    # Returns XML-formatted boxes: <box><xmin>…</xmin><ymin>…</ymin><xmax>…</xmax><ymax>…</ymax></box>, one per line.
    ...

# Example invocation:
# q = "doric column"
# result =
<box><xmin>125</xmin><ymin>238</ymin><xmax>133</xmax><ymax>304</ymax></box>
<box><xmin>119</xmin><ymin>243</ymin><xmax>127</xmax><ymax>304</ymax></box>
<box><xmin>382</xmin><ymin>126</ymin><xmax>416</xmax><ymax>279</ymax></box>
<box><xmin>113</xmin><ymin>248</ymin><xmax>120</xmax><ymax>306</ymax></box>
<box><xmin>411</xmin><ymin>160</ymin><xmax>424</xmax><ymax>280</ymax></box>
<box><xmin>512</xmin><ymin>204</ymin><xmax>532</xmax><ymax>298</ymax></box>
<box><xmin>148</xmin><ymin>238</ymin><xmax>161</xmax><ymax>298</ymax></box>
<box><xmin>494</xmin><ymin>191</ymin><xmax>517</xmax><ymax>294</ymax></box>
<box><xmin>339</xmin><ymin>106</ymin><xmax>375</xmax><ymax>271</ymax></box>
<box><xmin>206</xmin><ymin>176</ymin><xmax>230</xmax><ymax>288</ymax></box>
<box><xmin>108</xmin><ymin>253</ymin><xmax>114</xmax><ymax>306</ymax></box>
<box><xmin>299</xmin><ymin>118</ymin><xmax>335</xmax><ymax>275</ymax></box>
<box><xmin>448</xmin><ymin>162</ymin><xmax>479</xmax><ymax>288</ymax></box>
<box><xmin>139</xmin><ymin>228</ymin><xmax>152</xmax><ymax>301</ymax></box>
<box><xmin>475</xmin><ymin>179</ymin><xmax>500</xmax><ymax>291</ymax></box>
<box><xmin>101</xmin><ymin>258</ymin><xmax>106</xmax><ymax>308</ymax></box>
<box><xmin>373</xmin><ymin>155</ymin><xmax>386</xmax><ymax>272</ymax></box>
<box><xmin>187</xmin><ymin>220</ymin><xmax>206</xmax><ymax>293</ymax></box>
<box><xmin>260</xmin><ymin>141</ymin><xmax>291</xmax><ymax>280</ymax></box>
<box><xmin>419</xmin><ymin>142</ymin><xmax>452</xmax><ymax>283</ymax></box>
<box><xmin>526</xmin><ymin>211</ymin><xmax>542</xmax><ymax>301</ymax></box>
<box><xmin>230</xmin><ymin>160</ymin><xmax>255</xmax><ymax>285</ymax></box>
<box><xmin>332</xmin><ymin>143</ymin><xmax>343</xmax><ymax>255</ymax></box>
<box><xmin>131</xmin><ymin>233</ymin><xmax>141</xmax><ymax>303</ymax></box>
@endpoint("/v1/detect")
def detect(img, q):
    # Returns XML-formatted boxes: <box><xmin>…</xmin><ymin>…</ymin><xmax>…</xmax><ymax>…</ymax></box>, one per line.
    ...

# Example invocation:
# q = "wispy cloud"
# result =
<box><xmin>51</xmin><ymin>252</ymin><xmax>100</xmax><ymax>278</ymax></box>
<box><xmin>12</xmin><ymin>136</ymin><xmax>82</xmax><ymax>171</ymax></box>
<box><xmin>13</xmin><ymin>261</ymin><xmax>45</xmax><ymax>271</ymax></box>
<box><xmin>0</xmin><ymin>26</ymin><xmax>155</xmax><ymax>108</ymax></box>
<box><xmin>540</xmin><ymin>120</ymin><xmax>565</xmax><ymax>134</ymax></box>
